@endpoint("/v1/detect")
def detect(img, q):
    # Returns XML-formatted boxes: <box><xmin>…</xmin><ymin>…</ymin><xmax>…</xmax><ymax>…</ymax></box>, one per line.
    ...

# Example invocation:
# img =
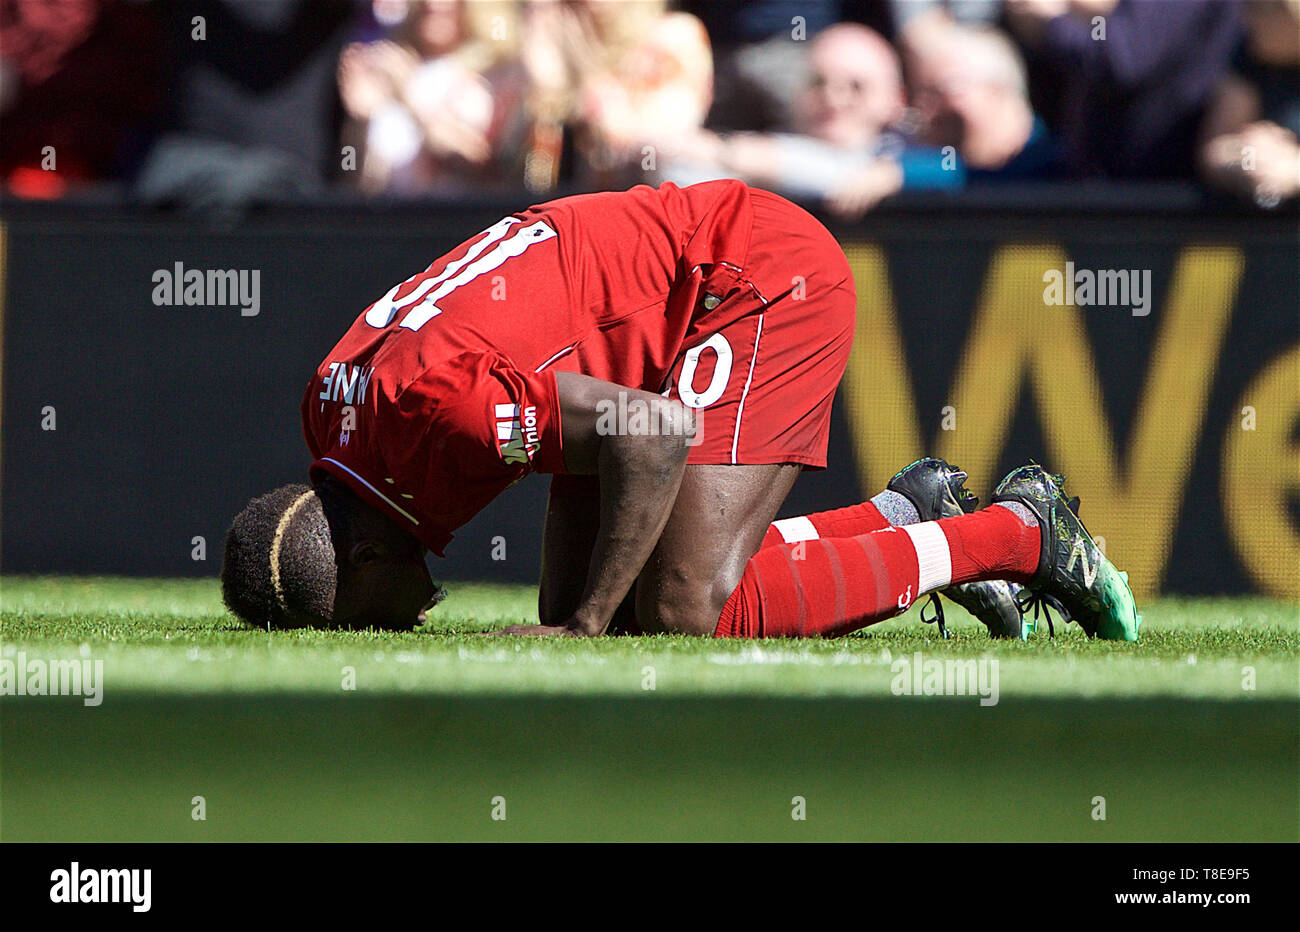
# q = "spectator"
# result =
<box><xmin>659</xmin><ymin>23</ymin><xmax>954</xmax><ymax>219</ymax></box>
<box><xmin>902</xmin><ymin>12</ymin><xmax>1061</xmax><ymax>179</ymax></box>
<box><xmin>0</xmin><ymin>0</ymin><xmax>161</xmax><ymax>197</ymax></box>
<box><xmin>683</xmin><ymin>0</ymin><xmax>851</xmax><ymax>133</ymax></box>
<box><xmin>682</xmin><ymin>1</ymin><xmax>899</xmax><ymax>133</ymax></box>
<box><xmin>1200</xmin><ymin>0</ymin><xmax>1300</xmax><ymax>206</ymax></box>
<box><xmin>521</xmin><ymin>0</ymin><xmax>712</xmax><ymax>191</ymax></box>
<box><xmin>133</xmin><ymin>0</ymin><xmax>356</xmax><ymax>217</ymax></box>
<box><xmin>338</xmin><ymin>0</ymin><xmax>524</xmax><ymax>195</ymax></box>
<box><xmin>1005</xmin><ymin>0</ymin><xmax>1242</xmax><ymax>179</ymax></box>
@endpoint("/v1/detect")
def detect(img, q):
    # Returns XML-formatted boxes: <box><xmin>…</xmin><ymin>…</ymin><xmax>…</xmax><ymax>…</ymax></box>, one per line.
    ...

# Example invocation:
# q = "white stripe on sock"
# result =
<box><xmin>901</xmin><ymin>522</ymin><xmax>953</xmax><ymax>593</ymax></box>
<box><xmin>772</xmin><ymin>515</ymin><xmax>819</xmax><ymax>543</ymax></box>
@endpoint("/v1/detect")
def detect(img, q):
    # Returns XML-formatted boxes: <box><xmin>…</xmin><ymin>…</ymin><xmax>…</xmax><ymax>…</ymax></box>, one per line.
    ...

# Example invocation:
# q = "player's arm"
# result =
<box><xmin>498</xmin><ymin>372</ymin><xmax>695</xmax><ymax>637</ymax></box>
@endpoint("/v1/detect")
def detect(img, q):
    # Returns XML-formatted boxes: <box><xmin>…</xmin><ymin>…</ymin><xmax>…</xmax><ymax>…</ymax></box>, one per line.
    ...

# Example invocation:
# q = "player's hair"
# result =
<box><xmin>221</xmin><ymin>483</ymin><xmax>347</xmax><ymax>628</ymax></box>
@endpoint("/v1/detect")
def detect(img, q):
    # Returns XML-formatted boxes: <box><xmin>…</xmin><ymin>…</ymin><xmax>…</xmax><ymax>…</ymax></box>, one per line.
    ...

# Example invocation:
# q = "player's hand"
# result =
<box><xmin>490</xmin><ymin>623</ymin><xmax>582</xmax><ymax>638</ymax></box>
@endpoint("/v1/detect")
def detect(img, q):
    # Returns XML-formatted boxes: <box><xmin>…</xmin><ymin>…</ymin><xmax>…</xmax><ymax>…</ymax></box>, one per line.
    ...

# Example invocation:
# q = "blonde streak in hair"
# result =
<box><xmin>270</xmin><ymin>490</ymin><xmax>316</xmax><ymax>615</ymax></box>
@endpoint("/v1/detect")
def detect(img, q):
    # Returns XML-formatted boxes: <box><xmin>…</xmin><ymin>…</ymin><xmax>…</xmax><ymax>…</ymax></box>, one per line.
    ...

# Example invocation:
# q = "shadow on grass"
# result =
<box><xmin>3</xmin><ymin>695</ymin><xmax>1296</xmax><ymax>842</ymax></box>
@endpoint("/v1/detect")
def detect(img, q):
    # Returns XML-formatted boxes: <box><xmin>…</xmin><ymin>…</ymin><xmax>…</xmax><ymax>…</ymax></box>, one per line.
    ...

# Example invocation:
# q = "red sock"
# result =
<box><xmin>718</xmin><ymin>506</ymin><xmax>1039</xmax><ymax>638</ymax></box>
<box><xmin>939</xmin><ymin>504</ymin><xmax>1040</xmax><ymax>585</ymax></box>
<box><xmin>759</xmin><ymin>501</ymin><xmax>892</xmax><ymax>549</ymax></box>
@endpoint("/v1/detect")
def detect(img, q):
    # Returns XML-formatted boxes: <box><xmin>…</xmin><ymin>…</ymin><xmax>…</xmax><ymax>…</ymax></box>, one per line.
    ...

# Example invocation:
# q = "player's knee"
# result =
<box><xmin>647</xmin><ymin>598</ymin><xmax>721</xmax><ymax>636</ymax></box>
<box><xmin>640</xmin><ymin>568</ymin><xmax>742</xmax><ymax>637</ymax></box>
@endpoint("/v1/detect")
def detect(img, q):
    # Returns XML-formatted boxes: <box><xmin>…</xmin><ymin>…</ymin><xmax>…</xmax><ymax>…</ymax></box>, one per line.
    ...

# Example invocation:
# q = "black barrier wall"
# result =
<box><xmin>1</xmin><ymin>191</ymin><xmax>1297</xmax><ymax>598</ymax></box>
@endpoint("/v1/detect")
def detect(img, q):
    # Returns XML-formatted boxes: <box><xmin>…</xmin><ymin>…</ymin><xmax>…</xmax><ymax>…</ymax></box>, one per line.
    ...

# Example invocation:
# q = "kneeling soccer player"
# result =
<box><xmin>221</xmin><ymin>180</ymin><xmax>1139</xmax><ymax>641</ymax></box>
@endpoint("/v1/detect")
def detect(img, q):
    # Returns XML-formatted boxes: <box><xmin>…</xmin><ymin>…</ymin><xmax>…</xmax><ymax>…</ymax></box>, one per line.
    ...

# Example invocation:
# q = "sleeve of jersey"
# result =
<box><xmin>383</xmin><ymin>350</ymin><xmax>567</xmax><ymax>493</ymax></box>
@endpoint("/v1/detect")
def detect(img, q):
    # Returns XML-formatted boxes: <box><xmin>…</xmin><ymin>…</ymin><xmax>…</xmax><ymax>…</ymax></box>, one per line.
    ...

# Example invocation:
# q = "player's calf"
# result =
<box><xmin>716</xmin><ymin>503</ymin><xmax>1042</xmax><ymax>638</ymax></box>
<box><xmin>756</xmin><ymin>457</ymin><xmax>1027</xmax><ymax>638</ymax></box>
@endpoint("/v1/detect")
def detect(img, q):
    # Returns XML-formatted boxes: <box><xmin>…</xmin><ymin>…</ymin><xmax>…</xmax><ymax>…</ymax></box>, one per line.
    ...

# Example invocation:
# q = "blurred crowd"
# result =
<box><xmin>1</xmin><ymin>0</ymin><xmax>1297</xmax><ymax>215</ymax></box>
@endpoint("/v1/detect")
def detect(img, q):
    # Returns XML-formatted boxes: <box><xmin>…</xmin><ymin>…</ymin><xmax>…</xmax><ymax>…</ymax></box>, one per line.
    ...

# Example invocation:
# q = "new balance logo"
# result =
<box><xmin>1065</xmin><ymin>538</ymin><xmax>1099</xmax><ymax>587</ymax></box>
<box><xmin>495</xmin><ymin>403</ymin><xmax>539</xmax><ymax>465</ymax></box>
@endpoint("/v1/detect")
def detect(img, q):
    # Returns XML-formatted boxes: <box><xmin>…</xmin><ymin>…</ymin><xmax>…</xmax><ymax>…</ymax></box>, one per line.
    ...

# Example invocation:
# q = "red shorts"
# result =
<box><xmin>665</xmin><ymin>191</ymin><xmax>855</xmax><ymax>468</ymax></box>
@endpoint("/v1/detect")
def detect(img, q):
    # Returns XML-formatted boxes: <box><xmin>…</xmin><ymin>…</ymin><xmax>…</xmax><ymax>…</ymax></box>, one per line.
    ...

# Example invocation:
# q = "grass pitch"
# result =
<box><xmin>2</xmin><ymin>576</ymin><xmax>1297</xmax><ymax>842</ymax></box>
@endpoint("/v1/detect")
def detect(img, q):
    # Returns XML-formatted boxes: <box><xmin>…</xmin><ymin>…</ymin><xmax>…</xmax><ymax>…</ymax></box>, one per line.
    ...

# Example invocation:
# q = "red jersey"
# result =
<box><xmin>303</xmin><ymin>180</ymin><xmax>777</xmax><ymax>555</ymax></box>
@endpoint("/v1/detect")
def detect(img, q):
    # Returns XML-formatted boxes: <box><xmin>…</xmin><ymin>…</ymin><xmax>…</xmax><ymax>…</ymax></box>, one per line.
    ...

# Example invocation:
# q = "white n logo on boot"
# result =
<box><xmin>1065</xmin><ymin>539</ymin><xmax>1099</xmax><ymax>587</ymax></box>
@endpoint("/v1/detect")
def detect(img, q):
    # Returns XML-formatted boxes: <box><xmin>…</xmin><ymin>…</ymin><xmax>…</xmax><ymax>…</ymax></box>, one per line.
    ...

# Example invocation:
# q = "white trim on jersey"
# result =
<box><xmin>535</xmin><ymin>345</ymin><xmax>576</xmax><ymax>372</ymax></box>
<box><xmin>320</xmin><ymin>458</ymin><xmax>420</xmax><ymax>526</ymax></box>
<box><xmin>731</xmin><ymin>312</ymin><xmax>765</xmax><ymax>464</ymax></box>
